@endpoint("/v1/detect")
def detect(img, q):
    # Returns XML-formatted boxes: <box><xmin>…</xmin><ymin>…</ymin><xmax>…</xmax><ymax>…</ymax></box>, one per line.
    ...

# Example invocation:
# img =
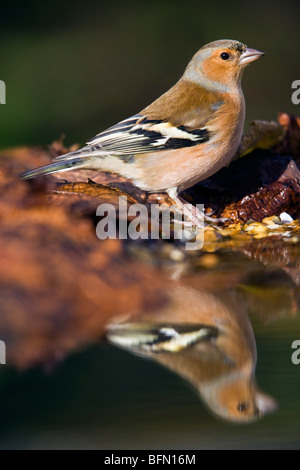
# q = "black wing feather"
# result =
<box><xmin>55</xmin><ymin>114</ymin><xmax>211</xmax><ymax>162</ymax></box>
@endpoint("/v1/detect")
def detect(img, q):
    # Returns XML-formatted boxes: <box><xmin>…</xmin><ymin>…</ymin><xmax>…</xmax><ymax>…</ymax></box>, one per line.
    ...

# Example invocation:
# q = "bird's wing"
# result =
<box><xmin>106</xmin><ymin>322</ymin><xmax>218</xmax><ymax>355</ymax></box>
<box><xmin>55</xmin><ymin>114</ymin><xmax>210</xmax><ymax>161</ymax></box>
<box><xmin>87</xmin><ymin>114</ymin><xmax>211</xmax><ymax>154</ymax></box>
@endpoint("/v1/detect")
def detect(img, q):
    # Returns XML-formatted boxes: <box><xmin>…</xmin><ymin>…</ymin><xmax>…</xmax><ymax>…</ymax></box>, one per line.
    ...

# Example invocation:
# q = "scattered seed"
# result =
<box><xmin>262</xmin><ymin>216</ymin><xmax>282</xmax><ymax>227</ymax></box>
<box><xmin>243</xmin><ymin>223</ymin><xmax>269</xmax><ymax>234</ymax></box>
<box><xmin>279</xmin><ymin>212</ymin><xmax>293</xmax><ymax>224</ymax></box>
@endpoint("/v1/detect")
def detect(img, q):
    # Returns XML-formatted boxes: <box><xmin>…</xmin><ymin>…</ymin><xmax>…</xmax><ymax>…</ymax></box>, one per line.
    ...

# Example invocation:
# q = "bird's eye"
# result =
<box><xmin>220</xmin><ymin>52</ymin><xmax>230</xmax><ymax>60</ymax></box>
<box><xmin>237</xmin><ymin>402</ymin><xmax>249</xmax><ymax>412</ymax></box>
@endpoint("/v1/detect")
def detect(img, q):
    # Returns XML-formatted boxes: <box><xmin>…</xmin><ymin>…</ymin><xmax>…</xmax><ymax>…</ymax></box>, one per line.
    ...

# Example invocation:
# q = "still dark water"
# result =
<box><xmin>0</xmin><ymin>242</ymin><xmax>299</xmax><ymax>449</ymax></box>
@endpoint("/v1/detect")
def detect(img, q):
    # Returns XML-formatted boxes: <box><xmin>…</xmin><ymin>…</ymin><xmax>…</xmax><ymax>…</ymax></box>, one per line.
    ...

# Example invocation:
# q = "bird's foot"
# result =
<box><xmin>203</xmin><ymin>213</ymin><xmax>230</xmax><ymax>224</ymax></box>
<box><xmin>169</xmin><ymin>195</ymin><xmax>229</xmax><ymax>228</ymax></box>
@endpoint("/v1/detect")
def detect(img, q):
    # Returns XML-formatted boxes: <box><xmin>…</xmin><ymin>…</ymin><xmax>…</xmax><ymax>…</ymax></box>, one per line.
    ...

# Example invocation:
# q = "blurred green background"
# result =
<box><xmin>1</xmin><ymin>0</ymin><xmax>299</xmax><ymax>150</ymax></box>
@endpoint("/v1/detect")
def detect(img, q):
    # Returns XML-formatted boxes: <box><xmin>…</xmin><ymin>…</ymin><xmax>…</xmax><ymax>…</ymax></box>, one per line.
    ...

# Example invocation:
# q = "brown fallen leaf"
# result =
<box><xmin>235</xmin><ymin>120</ymin><xmax>285</xmax><ymax>159</ymax></box>
<box><xmin>185</xmin><ymin>152</ymin><xmax>300</xmax><ymax>223</ymax></box>
<box><xmin>54</xmin><ymin>181</ymin><xmax>140</xmax><ymax>205</ymax></box>
<box><xmin>277</xmin><ymin>111</ymin><xmax>300</xmax><ymax>162</ymax></box>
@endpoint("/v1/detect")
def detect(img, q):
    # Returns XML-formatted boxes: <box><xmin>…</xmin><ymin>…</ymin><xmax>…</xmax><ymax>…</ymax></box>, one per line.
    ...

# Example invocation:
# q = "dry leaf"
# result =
<box><xmin>235</xmin><ymin>120</ymin><xmax>285</xmax><ymax>158</ymax></box>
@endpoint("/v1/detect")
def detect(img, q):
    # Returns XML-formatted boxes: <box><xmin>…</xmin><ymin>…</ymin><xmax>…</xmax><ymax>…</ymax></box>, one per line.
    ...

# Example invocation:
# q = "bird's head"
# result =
<box><xmin>202</xmin><ymin>375</ymin><xmax>278</xmax><ymax>424</ymax></box>
<box><xmin>184</xmin><ymin>39</ymin><xmax>265</xmax><ymax>91</ymax></box>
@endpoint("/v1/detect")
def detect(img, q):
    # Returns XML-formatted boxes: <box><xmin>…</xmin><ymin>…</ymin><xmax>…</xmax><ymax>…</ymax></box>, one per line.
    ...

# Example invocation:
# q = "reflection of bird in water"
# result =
<box><xmin>107</xmin><ymin>286</ymin><xmax>277</xmax><ymax>423</ymax></box>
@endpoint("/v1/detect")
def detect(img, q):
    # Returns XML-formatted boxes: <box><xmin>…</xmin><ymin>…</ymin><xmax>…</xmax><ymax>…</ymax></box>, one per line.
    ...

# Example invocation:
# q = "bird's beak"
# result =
<box><xmin>255</xmin><ymin>392</ymin><xmax>278</xmax><ymax>418</ymax></box>
<box><xmin>239</xmin><ymin>47</ymin><xmax>265</xmax><ymax>65</ymax></box>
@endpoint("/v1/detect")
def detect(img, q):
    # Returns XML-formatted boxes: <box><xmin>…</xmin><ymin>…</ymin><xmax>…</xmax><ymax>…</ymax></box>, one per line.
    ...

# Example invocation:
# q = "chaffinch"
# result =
<box><xmin>107</xmin><ymin>285</ymin><xmax>277</xmax><ymax>423</ymax></box>
<box><xmin>20</xmin><ymin>39</ymin><xmax>264</xmax><ymax>224</ymax></box>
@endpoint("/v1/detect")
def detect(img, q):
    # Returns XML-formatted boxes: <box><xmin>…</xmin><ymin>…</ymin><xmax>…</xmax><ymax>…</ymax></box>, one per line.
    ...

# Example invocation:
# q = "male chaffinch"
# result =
<box><xmin>107</xmin><ymin>285</ymin><xmax>277</xmax><ymax>423</ymax></box>
<box><xmin>20</xmin><ymin>39</ymin><xmax>264</xmax><ymax>224</ymax></box>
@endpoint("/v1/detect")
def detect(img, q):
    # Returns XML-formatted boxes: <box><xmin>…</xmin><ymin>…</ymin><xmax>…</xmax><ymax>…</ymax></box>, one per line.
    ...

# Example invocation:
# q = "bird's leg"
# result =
<box><xmin>167</xmin><ymin>191</ymin><xmax>228</xmax><ymax>227</ymax></box>
<box><xmin>202</xmin><ymin>211</ymin><xmax>230</xmax><ymax>224</ymax></box>
<box><xmin>167</xmin><ymin>194</ymin><xmax>205</xmax><ymax>229</ymax></box>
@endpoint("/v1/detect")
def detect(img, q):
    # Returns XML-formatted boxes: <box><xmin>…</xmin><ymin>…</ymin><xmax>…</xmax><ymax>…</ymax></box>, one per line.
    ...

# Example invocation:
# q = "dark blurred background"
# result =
<box><xmin>0</xmin><ymin>0</ymin><xmax>299</xmax><ymax>150</ymax></box>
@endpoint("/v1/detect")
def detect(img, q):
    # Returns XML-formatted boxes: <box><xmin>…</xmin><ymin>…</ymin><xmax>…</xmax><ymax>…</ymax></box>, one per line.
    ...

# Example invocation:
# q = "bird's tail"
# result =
<box><xmin>19</xmin><ymin>156</ymin><xmax>88</xmax><ymax>180</ymax></box>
